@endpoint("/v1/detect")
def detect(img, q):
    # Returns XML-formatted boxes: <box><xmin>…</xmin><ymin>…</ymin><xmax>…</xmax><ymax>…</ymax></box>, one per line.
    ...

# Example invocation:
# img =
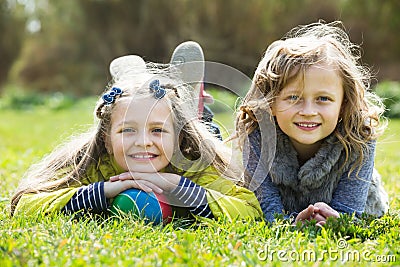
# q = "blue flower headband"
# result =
<box><xmin>149</xmin><ymin>79</ymin><xmax>167</xmax><ymax>99</ymax></box>
<box><xmin>102</xmin><ymin>87</ymin><xmax>123</xmax><ymax>105</ymax></box>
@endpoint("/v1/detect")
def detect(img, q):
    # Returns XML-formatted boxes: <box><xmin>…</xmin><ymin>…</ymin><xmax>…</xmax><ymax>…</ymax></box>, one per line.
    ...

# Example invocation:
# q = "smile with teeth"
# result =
<box><xmin>295</xmin><ymin>122</ymin><xmax>321</xmax><ymax>128</ymax></box>
<box><xmin>131</xmin><ymin>153</ymin><xmax>157</xmax><ymax>159</ymax></box>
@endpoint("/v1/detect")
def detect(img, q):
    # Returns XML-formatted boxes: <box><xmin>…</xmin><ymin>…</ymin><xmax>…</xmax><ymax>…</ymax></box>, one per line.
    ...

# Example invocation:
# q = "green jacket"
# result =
<box><xmin>14</xmin><ymin>154</ymin><xmax>263</xmax><ymax>221</ymax></box>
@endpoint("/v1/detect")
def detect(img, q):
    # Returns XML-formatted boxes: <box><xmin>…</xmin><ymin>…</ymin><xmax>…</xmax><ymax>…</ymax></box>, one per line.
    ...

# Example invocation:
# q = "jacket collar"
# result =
<box><xmin>97</xmin><ymin>154</ymin><xmax>126</xmax><ymax>180</ymax></box>
<box><xmin>271</xmin><ymin>128</ymin><xmax>344</xmax><ymax>192</ymax></box>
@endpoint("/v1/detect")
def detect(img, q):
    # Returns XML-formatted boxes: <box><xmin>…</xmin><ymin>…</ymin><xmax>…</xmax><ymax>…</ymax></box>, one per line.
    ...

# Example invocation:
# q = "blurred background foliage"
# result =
<box><xmin>1</xmin><ymin>0</ymin><xmax>400</xmax><ymax>116</ymax></box>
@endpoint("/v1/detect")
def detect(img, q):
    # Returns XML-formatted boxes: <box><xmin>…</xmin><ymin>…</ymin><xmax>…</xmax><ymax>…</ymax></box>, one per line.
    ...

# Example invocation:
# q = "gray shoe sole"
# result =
<box><xmin>170</xmin><ymin>41</ymin><xmax>205</xmax><ymax>107</ymax></box>
<box><xmin>109</xmin><ymin>55</ymin><xmax>146</xmax><ymax>79</ymax></box>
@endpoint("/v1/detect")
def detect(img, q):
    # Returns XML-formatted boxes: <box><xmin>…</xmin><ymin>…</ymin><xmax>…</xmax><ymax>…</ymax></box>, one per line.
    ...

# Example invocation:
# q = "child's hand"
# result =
<box><xmin>104</xmin><ymin>179</ymin><xmax>163</xmax><ymax>198</ymax></box>
<box><xmin>313</xmin><ymin>202</ymin><xmax>340</xmax><ymax>221</ymax></box>
<box><xmin>294</xmin><ymin>204</ymin><xmax>317</xmax><ymax>224</ymax></box>
<box><xmin>294</xmin><ymin>202</ymin><xmax>340</xmax><ymax>227</ymax></box>
<box><xmin>109</xmin><ymin>172</ymin><xmax>181</xmax><ymax>193</ymax></box>
<box><xmin>294</xmin><ymin>204</ymin><xmax>326</xmax><ymax>227</ymax></box>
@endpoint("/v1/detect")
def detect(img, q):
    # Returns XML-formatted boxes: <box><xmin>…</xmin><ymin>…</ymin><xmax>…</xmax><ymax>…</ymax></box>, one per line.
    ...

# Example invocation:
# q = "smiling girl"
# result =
<box><xmin>236</xmin><ymin>21</ymin><xmax>389</xmax><ymax>225</ymax></box>
<box><xmin>11</xmin><ymin>55</ymin><xmax>262</xmax><ymax>221</ymax></box>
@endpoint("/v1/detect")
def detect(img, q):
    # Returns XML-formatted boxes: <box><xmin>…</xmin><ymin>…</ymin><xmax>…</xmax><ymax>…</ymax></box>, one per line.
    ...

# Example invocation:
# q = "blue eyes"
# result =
<box><xmin>120</xmin><ymin>128</ymin><xmax>164</xmax><ymax>133</ymax></box>
<box><xmin>121</xmin><ymin>128</ymin><xmax>134</xmax><ymax>133</ymax></box>
<box><xmin>318</xmin><ymin>96</ymin><xmax>329</xmax><ymax>102</ymax></box>
<box><xmin>285</xmin><ymin>95</ymin><xmax>331</xmax><ymax>102</ymax></box>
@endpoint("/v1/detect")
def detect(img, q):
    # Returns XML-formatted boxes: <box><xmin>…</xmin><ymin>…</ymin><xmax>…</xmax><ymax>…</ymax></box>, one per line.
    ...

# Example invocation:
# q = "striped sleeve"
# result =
<box><xmin>170</xmin><ymin>176</ymin><xmax>214</xmax><ymax>218</ymax></box>
<box><xmin>62</xmin><ymin>182</ymin><xmax>108</xmax><ymax>214</ymax></box>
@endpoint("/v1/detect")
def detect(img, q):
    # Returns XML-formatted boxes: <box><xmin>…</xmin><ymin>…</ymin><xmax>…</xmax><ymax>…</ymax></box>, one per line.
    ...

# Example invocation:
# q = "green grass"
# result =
<box><xmin>0</xmin><ymin>93</ymin><xmax>399</xmax><ymax>266</ymax></box>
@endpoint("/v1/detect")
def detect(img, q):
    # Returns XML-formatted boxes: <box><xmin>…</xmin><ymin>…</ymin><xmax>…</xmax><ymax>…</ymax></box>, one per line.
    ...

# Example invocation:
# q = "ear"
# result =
<box><xmin>270</xmin><ymin>102</ymin><xmax>276</xmax><ymax>116</ymax></box>
<box><xmin>104</xmin><ymin>134</ymin><xmax>113</xmax><ymax>155</ymax></box>
<box><xmin>339</xmin><ymin>99</ymin><xmax>346</xmax><ymax>118</ymax></box>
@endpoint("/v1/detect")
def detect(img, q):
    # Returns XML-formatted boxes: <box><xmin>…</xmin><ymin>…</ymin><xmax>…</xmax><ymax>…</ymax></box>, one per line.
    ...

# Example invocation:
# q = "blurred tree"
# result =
<box><xmin>6</xmin><ymin>0</ymin><xmax>400</xmax><ymax>95</ymax></box>
<box><xmin>10</xmin><ymin>0</ymin><xmax>85</xmax><ymax>93</ymax></box>
<box><xmin>340</xmin><ymin>0</ymin><xmax>400</xmax><ymax>81</ymax></box>
<box><xmin>0</xmin><ymin>0</ymin><xmax>26</xmax><ymax>89</ymax></box>
<box><xmin>11</xmin><ymin>0</ymin><xmax>188</xmax><ymax>95</ymax></box>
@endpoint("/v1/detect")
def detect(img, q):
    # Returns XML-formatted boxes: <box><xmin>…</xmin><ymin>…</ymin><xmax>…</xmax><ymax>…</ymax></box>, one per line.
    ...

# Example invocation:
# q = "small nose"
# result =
<box><xmin>134</xmin><ymin>131</ymin><xmax>153</xmax><ymax>147</ymax></box>
<box><xmin>298</xmin><ymin>100</ymin><xmax>317</xmax><ymax>116</ymax></box>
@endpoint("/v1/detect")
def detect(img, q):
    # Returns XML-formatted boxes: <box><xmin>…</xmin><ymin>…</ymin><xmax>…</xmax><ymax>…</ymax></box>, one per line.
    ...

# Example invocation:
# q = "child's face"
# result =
<box><xmin>272</xmin><ymin>63</ymin><xmax>344</xmax><ymax>152</ymax></box>
<box><xmin>107</xmin><ymin>97</ymin><xmax>175</xmax><ymax>173</ymax></box>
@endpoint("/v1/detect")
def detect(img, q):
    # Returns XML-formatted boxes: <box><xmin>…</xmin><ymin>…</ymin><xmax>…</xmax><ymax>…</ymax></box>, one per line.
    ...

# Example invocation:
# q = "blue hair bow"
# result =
<box><xmin>102</xmin><ymin>87</ymin><xmax>123</xmax><ymax>104</ymax></box>
<box><xmin>149</xmin><ymin>79</ymin><xmax>166</xmax><ymax>99</ymax></box>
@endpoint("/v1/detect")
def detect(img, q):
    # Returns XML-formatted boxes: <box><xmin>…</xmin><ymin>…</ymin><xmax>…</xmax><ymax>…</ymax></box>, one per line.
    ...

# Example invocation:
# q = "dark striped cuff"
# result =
<box><xmin>171</xmin><ymin>176</ymin><xmax>214</xmax><ymax>218</ymax></box>
<box><xmin>62</xmin><ymin>182</ymin><xmax>107</xmax><ymax>214</ymax></box>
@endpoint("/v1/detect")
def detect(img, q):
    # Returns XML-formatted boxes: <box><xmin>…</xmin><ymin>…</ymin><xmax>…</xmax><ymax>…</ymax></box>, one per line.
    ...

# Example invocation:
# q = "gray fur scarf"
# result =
<box><xmin>271</xmin><ymin>129</ymin><xmax>389</xmax><ymax>216</ymax></box>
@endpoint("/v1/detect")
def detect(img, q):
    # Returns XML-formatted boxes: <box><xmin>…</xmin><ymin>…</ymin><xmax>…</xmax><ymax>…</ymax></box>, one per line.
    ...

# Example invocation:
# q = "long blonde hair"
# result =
<box><xmin>236</xmin><ymin>21</ymin><xmax>386</xmax><ymax>176</ymax></box>
<box><xmin>11</xmin><ymin>63</ymin><xmax>240</xmax><ymax>215</ymax></box>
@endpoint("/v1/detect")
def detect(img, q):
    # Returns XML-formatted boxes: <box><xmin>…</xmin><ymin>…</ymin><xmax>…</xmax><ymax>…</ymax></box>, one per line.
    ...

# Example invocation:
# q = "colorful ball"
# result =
<box><xmin>110</xmin><ymin>188</ymin><xmax>172</xmax><ymax>224</ymax></box>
